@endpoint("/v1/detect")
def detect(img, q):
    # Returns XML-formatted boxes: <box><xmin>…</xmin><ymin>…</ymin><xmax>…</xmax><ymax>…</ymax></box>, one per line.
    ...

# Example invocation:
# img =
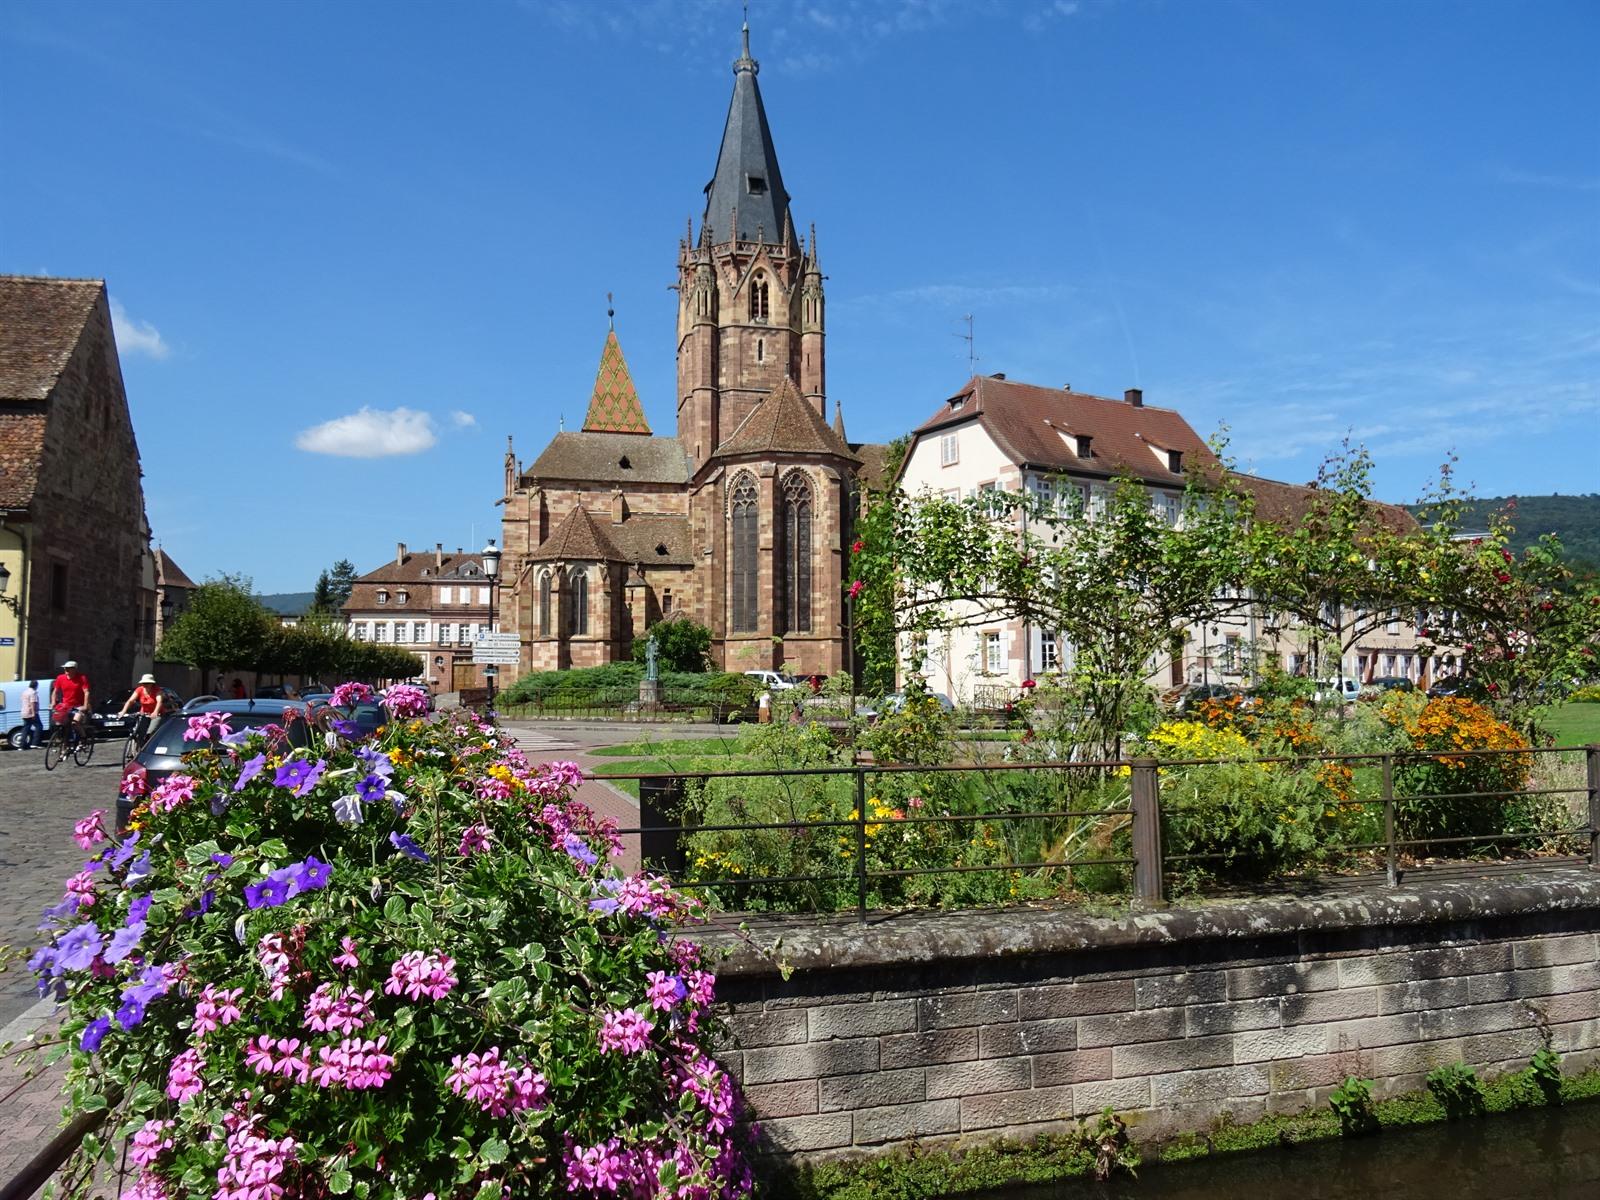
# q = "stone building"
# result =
<box><xmin>499</xmin><ymin>26</ymin><xmax>883</xmax><ymax>680</ymax></box>
<box><xmin>0</xmin><ymin>276</ymin><xmax>150</xmax><ymax>687</ymax></box>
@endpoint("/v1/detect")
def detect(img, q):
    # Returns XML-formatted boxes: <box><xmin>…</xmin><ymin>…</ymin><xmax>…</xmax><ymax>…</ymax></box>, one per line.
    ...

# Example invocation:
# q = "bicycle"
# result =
<box><xmin>121</xmin><ymin>712</ymin><xmax>159</xmax><ymax>766</ymax></box>
<box><xmin>44</xmin><ymin>712</ymin><xmax>95</xmax><ymax>770</ymax></box>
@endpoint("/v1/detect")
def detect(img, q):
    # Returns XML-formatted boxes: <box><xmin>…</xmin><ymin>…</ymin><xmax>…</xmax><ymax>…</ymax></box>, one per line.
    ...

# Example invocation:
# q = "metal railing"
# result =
<box><xmin>604</xmin><ymin>743</ymin><xmax>1600</xmax><ymax>919</ymax></box>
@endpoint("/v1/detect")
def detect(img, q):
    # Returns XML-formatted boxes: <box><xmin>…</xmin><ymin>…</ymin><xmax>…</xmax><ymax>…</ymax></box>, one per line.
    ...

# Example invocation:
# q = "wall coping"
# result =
<box><xmin>700</xmin><ymin>866</ymin><xmax>1600</xmax><ymax>978</ymax></box>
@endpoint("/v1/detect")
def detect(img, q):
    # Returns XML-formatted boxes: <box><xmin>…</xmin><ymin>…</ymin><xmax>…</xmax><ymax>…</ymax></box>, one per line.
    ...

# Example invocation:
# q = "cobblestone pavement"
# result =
<box><xmin>0</xmin><ymin>719</ymin><xmax>662</xmax><ymax>1190</ymax></box>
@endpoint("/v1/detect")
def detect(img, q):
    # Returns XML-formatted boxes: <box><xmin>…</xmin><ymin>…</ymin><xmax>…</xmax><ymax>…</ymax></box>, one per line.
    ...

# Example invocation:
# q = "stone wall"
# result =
<box><xmin>702</xmin><ymin>871</ymin><xmax>1600</xmax><ymax>1156</ymax></box>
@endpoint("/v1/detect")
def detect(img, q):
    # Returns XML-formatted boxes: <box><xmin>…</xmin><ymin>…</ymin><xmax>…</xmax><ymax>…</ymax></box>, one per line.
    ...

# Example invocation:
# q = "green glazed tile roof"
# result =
<box><xmin>582</xmin><ymin>330</ymin><xmax>651</xmax><ymax>435</ymax></box>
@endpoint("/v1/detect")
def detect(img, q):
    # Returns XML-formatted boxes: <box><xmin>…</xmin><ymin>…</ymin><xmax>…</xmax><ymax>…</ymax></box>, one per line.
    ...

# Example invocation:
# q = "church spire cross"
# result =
<box><xmin>736</xmin><ymin>7</ymin><xmax>755</xmax><ymax>74</ymax></box>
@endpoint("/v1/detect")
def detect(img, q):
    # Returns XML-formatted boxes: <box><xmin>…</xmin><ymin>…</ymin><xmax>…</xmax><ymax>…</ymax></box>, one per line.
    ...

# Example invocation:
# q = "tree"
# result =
<box><xmin>156</xmin><ymin>575</ymin><xmax>275</xmax><ymax>689</ymax></box>
<box><xmin>849</xmin><ymin>436</ymin><xmax>908</xmax><ymax>695</ymax></box>
<box><xmin>310</xmin><ymin>559</ymin><xmax>359</xmax><ymax>615</ymax></box>
<box><xmin>632</xmin><ymin>616</ymin><xmax>712</xmax><ymax>673</ymax></box>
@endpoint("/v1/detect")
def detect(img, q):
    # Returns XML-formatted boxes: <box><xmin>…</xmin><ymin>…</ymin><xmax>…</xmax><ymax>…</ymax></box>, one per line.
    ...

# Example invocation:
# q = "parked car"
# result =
<box><xmin>1427</xmin><ymin>675</ymin><xmax>1489</xmax><ymax>700</ymax></box>
<box><xmin>118</xmin><ymin>700</ymin><xmax>314</xmax><ymax>828</ymax></box>
<box><xmin>181</xmin><ymin>694</ymin><xmax>221</xmax><ymax>712</ymax></box>
<box><xmin>742</xmin><ymin>670</ymin><xmax>797</xmax><ymax>692</ymax></box>
<box><xmin>89</xmin><ymin>689</ymin><xmax>185</xmax><ymax>740</ymax></box>
<box><xmin>2</xmin><ymin>679</ymin><xmax>53</xmax><ymax>749</ymax></box>
<box><xmin>1367</xmin><ymin>676</ymin><xmax>1416</xmax><ymax>693</ymax></box>
<box><xmin>1174</xmin><ymin>683</ymin><xmax>1239</xmax><ymax>714</ymax></box>
<box><xmin>883</xmin><ymin>691</ymin><xmax>956</xmax><ymax>715</ymax></box>
<box><xmin>1312</xmin><ymin>678</ymin><xmax>1362</xmax><ymax>704</ymax></box>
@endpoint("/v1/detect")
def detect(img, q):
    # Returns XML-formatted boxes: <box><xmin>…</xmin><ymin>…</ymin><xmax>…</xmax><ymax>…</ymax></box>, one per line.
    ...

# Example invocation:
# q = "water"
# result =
<box><xmin>1009</xmin><ymin>1102</ymin><xmax>1600</xmax><ymax>1199</ymax></box>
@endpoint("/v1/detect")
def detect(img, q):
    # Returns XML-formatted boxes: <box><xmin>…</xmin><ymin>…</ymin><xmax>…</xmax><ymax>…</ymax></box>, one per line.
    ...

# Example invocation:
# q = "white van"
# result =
<box><xmin>1313</xmin><ymin>678</ymin><xmax>1362</xmax><ymax>704</ymax></box>
<box><xmin>0</xmin><ymin>679</ymin><xmax>52</xmax><ymax>750</ymax></box>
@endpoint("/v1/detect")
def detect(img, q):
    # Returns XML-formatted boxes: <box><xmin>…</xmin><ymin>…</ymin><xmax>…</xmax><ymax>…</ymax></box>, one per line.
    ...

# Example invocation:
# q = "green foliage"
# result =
<box><xmin>1568</xmin><ymin>685</ymin><xmax>1600</xmax><ymax>704</ymax></box>
<box><xmin>1329</xmin><ymin>1076</ymin><xmax>1378</xmax><ymax>1136</ymax></box>
<box><xmin>1426</xmin><ymin>1062</ymin><xmax>1487</xmax><ymax>1120</ymax></box>
<box><xmin>631</xmin><ymin>617</ymin><xmax>712</xmax><ymax>673</ymax></box>
<box><xmin>848</xmin><ymin>436</ymin><xmax>909</xmax><ymax>696</ymax></box>
<box><xmin>310</xmin><ymin>558</ymin><xmax>359</xmax><ymax>614</ymax></box>
<box><xmin>502</xmin><ymin>663</ymin><xmax>757</xmax><ymax>716</ymax></box>
<box><xmin>1413</xmin><ymin>493</ymin><xmax>1600</xmax><ymax>576</ymax></box>
<box><xmin>1530</xmin><ymin>1046</ymin><xmax>1563</xmax><ymax>1106</ymax></box>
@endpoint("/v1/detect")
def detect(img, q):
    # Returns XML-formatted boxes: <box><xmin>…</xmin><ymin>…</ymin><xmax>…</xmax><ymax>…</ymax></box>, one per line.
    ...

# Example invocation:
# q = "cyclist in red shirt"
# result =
<box><xmin>117</xmin><ymin>673</ymin><xmax>167</xmax><ymax>746</ymax></box>
<box><xmin>50</xmin><ymin>660</ymin><xmax>92</xmax><ymax>737</ymax></box>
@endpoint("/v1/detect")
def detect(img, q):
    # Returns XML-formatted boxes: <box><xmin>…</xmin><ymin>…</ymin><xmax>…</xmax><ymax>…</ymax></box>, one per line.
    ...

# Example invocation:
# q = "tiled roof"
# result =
<box><xmin>0</xmin><ymin>277</ymin><xmax>103</xmax><ymax>509</ymax></box>
<box><xmin>354</xmin><ymin>548</ymin><xmax>489</xmax><ymax>584</ymax></box>
<box><xmin>606</xmin><ymin>513</ymin><xmax>694</xmax><ymax>567</ymax></box>
<box><xmin>1228</xmin><ymin>471</ymin><xmax>1418</xmax><ymax>533</ymax></box>
<box><xmin>851</xmin><ymin>442</ymin><xmax>892</xmax><ymax>492</ymax></box>
<box><xmin>582</xmin><ymin>329</ymin><xmax>651</xmax><ymax>435</ymax></box>
<box><xmin>0</xmin><ymin>412</ymin><xmax>47</xmax><ymax>509</ymax></box>
<box><xmin>527</xmin><ymin>432</ymin><xmax>691</xmax><ymax>486</ymax></box>
<box><xmin>0</xmin><ymin>276</ymin><xmax>101</xmax><ymax>402</ymax></box>
<box><xmin>910</xmin><ymin>375</ymin><xmax>1217</xmax><ymax>485</ymax></box>
<box><xmin>155</xmin><ymin>548</ymin><xmax>197</xmax><ymax>589</ymax></box>
<box><xmin>531</xmin><ymin>505</ymin><xmax>624</xmax><ymax>562</ymax></box>
<box><xmin>715</xmin><ymin>376</ymin><xmax>858</xmax><ymax>461</ymax></box>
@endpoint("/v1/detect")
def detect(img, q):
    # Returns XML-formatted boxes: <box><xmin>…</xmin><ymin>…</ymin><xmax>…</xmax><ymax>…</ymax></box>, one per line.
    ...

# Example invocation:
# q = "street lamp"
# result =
<box><xmin>480</xmin><ymin>539</ymin><xmax>502</xmax><ymax>707</ymax></box>
<box><xmin>0</xmin><ymin>560</ymin><xmax>19</xmax><ymax>616</ymax></box>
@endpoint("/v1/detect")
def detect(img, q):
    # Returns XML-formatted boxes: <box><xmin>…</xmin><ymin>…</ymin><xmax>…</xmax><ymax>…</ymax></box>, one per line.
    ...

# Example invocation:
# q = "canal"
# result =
<box><xmin>1025</xmin><ymin>1101</ymin><xmax>1600</xmax><ymax>1198</ymax></box>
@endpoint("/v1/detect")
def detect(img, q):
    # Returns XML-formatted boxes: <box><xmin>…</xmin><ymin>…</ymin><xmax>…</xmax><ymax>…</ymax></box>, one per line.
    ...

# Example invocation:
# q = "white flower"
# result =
<box><xmin>332</xmin><ymin>794</ymin><xmax>365</xmax><ymax>826</ymax></box>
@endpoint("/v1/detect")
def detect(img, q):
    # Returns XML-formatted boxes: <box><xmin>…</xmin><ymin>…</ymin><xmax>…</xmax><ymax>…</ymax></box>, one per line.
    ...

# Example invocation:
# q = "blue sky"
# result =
<box><xmin>4</xmin><ymin>0</ymin><xmax>1596</xmax><ymax>593</ymax></box>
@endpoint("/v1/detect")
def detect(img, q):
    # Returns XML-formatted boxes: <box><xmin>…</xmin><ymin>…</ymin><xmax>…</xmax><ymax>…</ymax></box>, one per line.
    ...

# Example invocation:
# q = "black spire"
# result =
<box><xmin>702</xmin><ymin>19</ymin><xmax>790</xmax><ymax>246</ymax></box>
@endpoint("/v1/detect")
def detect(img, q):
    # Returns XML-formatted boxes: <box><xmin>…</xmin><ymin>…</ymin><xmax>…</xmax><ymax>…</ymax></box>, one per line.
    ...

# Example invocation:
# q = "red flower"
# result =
<box><xmin>1501</xmin><ymin>549</ymin><xmax>1513</xmax><ymax>564</ymax></box>
<box><xmin>851</xmin><ymin>540</ymin><xmax>864</xmax><ymax>554</ymax></box>
<box><xmin>1021</xmin><ymin>679</ymin><xmax>1037</xmax><ymax>690</ymax></box>
<box><xmin>1495</xmin><ymin>572</ymin><xmax>1512</xmax><ymax>584</ymax></box>
<box><xmin>1487</xmin><ymin>683</ymin><xmax>1500</xmax><ymax>693</ymax></box>
<box><xmin>1505</xmin><ymin>651</ymin><xmax>1516</xmax><ymax>661</ymax></box>
<box><xmin>1540</xmin><ymin>601</ymin><xmax>1553</xmax><ymax>611</ymax></box>
<box><xmin>848</xmin><ymin>580</ymin><xmax>864</xmax><ymax>600</ymax></box>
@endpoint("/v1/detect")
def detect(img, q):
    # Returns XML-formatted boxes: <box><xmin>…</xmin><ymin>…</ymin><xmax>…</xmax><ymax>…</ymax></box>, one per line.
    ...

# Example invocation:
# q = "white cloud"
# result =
<box><xmin>294</xmin><ymin>407</ymin><xmax>438</xmax><ymax>458</ymax></box>
<box><xmin>450</xmin><ymin>410</ymin><xmax>478</xmax><ymax>428</ymax></box>
<box><xmin>110</xmin><ymin>298</ymin><xmax>170</xmax><ymax>360</ymax></box>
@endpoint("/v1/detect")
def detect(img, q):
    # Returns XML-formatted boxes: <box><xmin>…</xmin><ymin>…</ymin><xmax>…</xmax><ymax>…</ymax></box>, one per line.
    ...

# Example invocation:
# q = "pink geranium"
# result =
<box><xmin>598</xmin><ymin>1007</ymin><xmax>655</xmax><ymax>1055</ymax></box>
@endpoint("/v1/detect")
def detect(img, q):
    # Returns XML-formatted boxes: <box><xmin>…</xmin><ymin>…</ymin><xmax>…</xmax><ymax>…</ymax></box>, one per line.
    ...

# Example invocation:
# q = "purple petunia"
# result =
<box><xmin>56</xmin><ymin>923</ymin><xmax>104</xmax><ymax>972</ymax></box>
<box><xmin>211</xmin><ymin>852</ymin><xmax>235</xmax><ymax>868</ymax></box>
<box><xmin>356</xmin><ymin>746</ymin><xmax>393</xmax><ymax>778</ymax></box>
<box><xmin>114</xmin><ymin>996</ymin><xmax>146</xmax><ymax>1030</ymax></box>
<box><xmin>234</xmin><ymin>753</ymin><xmax>267</xmax><ymax>792</ymax></box>
<box><xmin>299</xmin><ymin>856</ymin><xmax>332</xmax><ymax>889</ymax></box>
<box><xmin>389</xmin><ymin>832</ymin><xmax>430</xmax><ymax>863</ymax></box>
<box><xmin>126</xmin><ymin>852</ymin><xmax>152</xmax><ymax>885</ymax></box>
<box><xmin>104</xmin><ymin>922</ymin><xmax>145</xmax><ymax>964</ymax></box>
<box><xmin>244</xmin><ymin>877</ymin><xmax>292</xmax><ymax>910</ymax></box>
<box><xmin>562</xmin><ymin>833</ymin><xmax>599</xmax><ymax>868</ymax></box>
<box><xmin>127</xmin><ymin>895</ymin><xmax>153</xmax><ymax>924</ymax></box>
<box><xmin>80</xmin><ymin>1016</ymin><xmax>111</xmax><ymax>1052</ymax></box>
<box><xmin>355</xmin><ymin>773</ymin><xmax>388</xmax><ymax>803</ymax></box>
<box><xmin>38</xmin><ymin>895</ymin><xmax>79</xmax><ymax>931</ymax></box>
<box><xmin>332</xmin><ymin>795</ymin><xmax>364</xmax><ymax>826</ymax></box>
<box><xmin>273</xmin><ymin>757</ymin><xmax>326</xmax><ymax>796</ymax></box>
<box><xmin>121</xmin><ymin>965</ymin><xmax>171</xmax><ymax>1009</ymax></box>
<box><xmin>107</xmin><ymin>834</ymin><xmax>141</xmax><ymax>870</ymax></box>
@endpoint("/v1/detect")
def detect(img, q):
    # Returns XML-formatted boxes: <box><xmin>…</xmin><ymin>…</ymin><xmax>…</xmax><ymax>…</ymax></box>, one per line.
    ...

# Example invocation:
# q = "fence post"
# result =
<box><xmin>854</xmin><ymin>767</ymin><xmax>869</xmax><ymax>924</ymax></box>
<box><xmin>637</xmin><ymin>775</ymin><xmax>686</xmax><ymax>876</ymax></box>
<box><xmin>1382</xmin><ymin>752</ymin><xmax>1398</xmax><ymax>887</ymax></box>
<box><xmin>1129</xmin><ymin>757</ymin><xmax>1164</xmax><ymax>905</ymax></box>
<box><xmin>1588</xmin><ymin>745</ymin><xmax>1600</xmax><ymax>870</ymax></box>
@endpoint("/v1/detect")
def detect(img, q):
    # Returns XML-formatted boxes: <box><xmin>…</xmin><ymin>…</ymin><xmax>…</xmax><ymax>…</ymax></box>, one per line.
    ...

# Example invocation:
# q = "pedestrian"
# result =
<box><xmin>18</xmin><ymin>679</ymin><xmax>42</xmax><ymax>749</ymax></box>
<box><xmin>231</xmin><ymin>677</ymin><xmax>247</xmax><ymax>700</ymax></box>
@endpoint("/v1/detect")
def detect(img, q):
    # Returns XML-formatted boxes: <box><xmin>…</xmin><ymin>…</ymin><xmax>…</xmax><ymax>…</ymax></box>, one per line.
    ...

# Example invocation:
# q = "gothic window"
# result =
<box><xmin>749</xmin><ymin>272</ymin><xmax>769</xmax><ymax>323</ymax></box>
<box><xmin>538</xmin><ymin>571</ymin><xmax>552</xmax><ymax>636</ymax></box>
<box><xmin>567</xmin><ymin>569</ymin><xmax>589</xmax><ymax>637</ymax></box>
<box><xmin>730</xmin><ymin>474</ymin><xmax>759</xmax><ymax>632</ymax></box>
<box><xmin>781</xmin><ymin>471</ymin><xmax>813</xmax><ymax>634</ymax></box>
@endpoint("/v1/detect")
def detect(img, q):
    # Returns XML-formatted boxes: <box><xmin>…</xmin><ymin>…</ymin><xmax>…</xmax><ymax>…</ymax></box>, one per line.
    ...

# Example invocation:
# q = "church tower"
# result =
<box><xmin>676</xmin><ymin>21</ymin><xmax>825</xmax><ymax>472</ymax></box>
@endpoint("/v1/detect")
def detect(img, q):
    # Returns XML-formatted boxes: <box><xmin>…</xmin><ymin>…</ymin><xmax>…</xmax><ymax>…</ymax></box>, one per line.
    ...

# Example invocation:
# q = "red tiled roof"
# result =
<box><xmin>530</xmin><ymin>504</ymin><xmax>624</xmax><ymax>562</ymax></box>
<box><xmin>581</xmin><ymin>329</ymin><xmax>651</xmax><ymax>435</ymax></box>
<box><xmin>715</xmin><ymin>376</ymin><xmax>857</xmax><ymax>460</ymax></box>
<box><xmin>0</xmin><ymin>277</ymin><xmax>103</xmax><ymax>509</ymax></box>
<box><xmin>1227</xmin><ymin>470</ymin><xmax>1418</xmax><ymax>533</ymax></box>
<box><xmin>155</xmin><ymin>548</ymin><xmax>196</xmax><ymax>590</ymax></box>
<box><xmin>909</xmin><ymin>375</ymin><xmax>1217</xmax><ymax>485</ymax></box>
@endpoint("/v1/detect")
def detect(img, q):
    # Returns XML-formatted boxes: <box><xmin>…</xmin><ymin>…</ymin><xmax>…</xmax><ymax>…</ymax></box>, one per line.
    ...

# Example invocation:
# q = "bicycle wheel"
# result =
<box><xmin>122</xmin><ymin>730</ymin><xmax>139</xmax><ymax>767</ymax></box>
<box><xmin>74</xmin><ymin>731</ymin><xmax>95</xmax><ymax>766</ymax></box>
<box><xmin>43</xmin><ymin>727</ymin><xmax>67</xmax><ymax>771</ymax></box>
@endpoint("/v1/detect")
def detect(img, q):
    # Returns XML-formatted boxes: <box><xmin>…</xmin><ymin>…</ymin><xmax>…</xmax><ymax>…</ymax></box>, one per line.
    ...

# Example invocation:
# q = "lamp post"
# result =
<box><xmin>480</xmin><ymin>539</ymin><xmax>503</xmax><ymax>708</ymax></box>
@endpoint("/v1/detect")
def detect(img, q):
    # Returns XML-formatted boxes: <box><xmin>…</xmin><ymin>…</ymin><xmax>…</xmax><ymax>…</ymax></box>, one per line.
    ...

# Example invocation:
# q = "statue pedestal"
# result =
<box><xmin>638</xmin><ymin>678</ymin><xmax>661</xmax><ymax>708</ymax></box>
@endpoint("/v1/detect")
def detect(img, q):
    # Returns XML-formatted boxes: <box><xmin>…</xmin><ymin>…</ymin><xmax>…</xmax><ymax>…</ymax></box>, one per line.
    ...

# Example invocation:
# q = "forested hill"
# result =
<box><xmin>1409</xmin><ymin>494</ymin><xmax>1600</xmax><ymax>571</ymax></box>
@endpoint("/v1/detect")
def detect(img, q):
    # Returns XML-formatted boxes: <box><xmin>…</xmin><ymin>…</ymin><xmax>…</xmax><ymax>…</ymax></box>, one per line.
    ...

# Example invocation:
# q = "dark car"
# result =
<box><xmin>117</xmin><ymin>700</ymin><xmax>314</xmax><ymax>828</ymax></box>
<box><xmin>1175</xmin><ymin>683</ymin><xmax>1239</xmax><ymax>715</ymax></box>
<box><xmin>1367</xmin><ymin>676</ymin><xmax>1416</xmax><ymax>693</ymax></box>
<box><xmin>90</xmin><ymin>689</ymin><xmax>184</xmax><ymax>740</ymax></box>
<box><xmin>1427</xmin><ymin>675</ymin><xmax>1489</xmax><ymax>700</ymax></box>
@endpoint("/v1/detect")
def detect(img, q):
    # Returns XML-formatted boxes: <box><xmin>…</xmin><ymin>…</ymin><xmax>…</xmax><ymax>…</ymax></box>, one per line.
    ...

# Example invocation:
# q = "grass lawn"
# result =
<box><xmin>1540</xmin><ymin>702</ymin><xmax>1600</xmax><ymax>746</ymax></box>
<box><xmin>588</xmin><ymin>735</ymin><xmax>756</xmax><ymax>758</ymax></box>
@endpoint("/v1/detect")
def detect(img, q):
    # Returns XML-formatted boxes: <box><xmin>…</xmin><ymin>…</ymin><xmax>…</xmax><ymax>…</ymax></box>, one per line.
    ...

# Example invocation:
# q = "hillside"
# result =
<box><xmin>1410</xmin><ymin>494</ymin><xmax>1600</xmax><ymax>572</ymax></box>
<box><xmin>256</xmin><ymin>591</ymin><xmax>317</xmax><ymax>617</ymax></box>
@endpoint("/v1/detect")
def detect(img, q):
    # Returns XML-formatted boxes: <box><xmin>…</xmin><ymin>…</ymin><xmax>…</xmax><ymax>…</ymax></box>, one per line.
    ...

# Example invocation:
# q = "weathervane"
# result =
<box><xmin>607</xmin><ymin>291</ymin><xmax>615</xmax><ymax>331</ymax></box>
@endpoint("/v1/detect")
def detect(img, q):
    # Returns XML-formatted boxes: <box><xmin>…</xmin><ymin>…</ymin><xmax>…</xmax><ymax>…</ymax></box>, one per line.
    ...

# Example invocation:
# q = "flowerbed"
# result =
<box><xmin>25</xmin><ymin>684</ymin><xmax>754</xmax><ymax>1200</ymax></box>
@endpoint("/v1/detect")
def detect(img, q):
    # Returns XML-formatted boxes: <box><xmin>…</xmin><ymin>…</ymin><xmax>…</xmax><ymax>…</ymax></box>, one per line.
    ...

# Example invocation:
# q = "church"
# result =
<box><xmin>499</xmin><ymin>25</ymin><xmax>884</xmax><ymax>679</ymax></box>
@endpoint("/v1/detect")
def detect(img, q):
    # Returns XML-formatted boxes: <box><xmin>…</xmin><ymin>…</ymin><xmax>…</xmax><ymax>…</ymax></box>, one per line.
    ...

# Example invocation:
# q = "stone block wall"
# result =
<box><xmin>703</xmin><ymin>872</ymin><xmax>1600</xmax><ymax>1156</ymax></box>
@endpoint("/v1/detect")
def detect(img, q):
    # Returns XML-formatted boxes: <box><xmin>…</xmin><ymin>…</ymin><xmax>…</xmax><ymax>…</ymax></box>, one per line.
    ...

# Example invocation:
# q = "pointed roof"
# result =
<box><xmin>155</xmin><ymin>548</ymin><xmax>196</xmax><ymax>590</ymax></box>
<box><xmin>831</xmin><ymin>399</ymin><xmax>847</xmax><ymax>443</ymax></box>
<box><xmin>715</xmin><ymin>377</ymin><xmax>858</xmax><ymax>461</ymax></box>
<box><xmin>581</xmin><ymin>329</ymin><xmax>650</xmax><ymax>435</ymax></box>
<box><xmin>702</xmin><ymin>23</ymin><xmax>790</xmax><ymax>246</ymax></box>
<box><xmin>530</xmin><ymin>504</ymin><xmax>624</xmax><ymax>562</ymax></box>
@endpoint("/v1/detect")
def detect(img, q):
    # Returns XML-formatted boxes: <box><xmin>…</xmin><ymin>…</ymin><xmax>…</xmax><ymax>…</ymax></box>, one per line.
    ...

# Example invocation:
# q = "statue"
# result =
<box><xmin>645</xmin><ymin>633</ymin><xmax>660</xmax><ymax>681</ymax></box>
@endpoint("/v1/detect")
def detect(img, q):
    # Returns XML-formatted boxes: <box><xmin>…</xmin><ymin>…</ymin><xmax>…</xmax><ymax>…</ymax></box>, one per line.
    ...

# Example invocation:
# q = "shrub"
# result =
<box><xmin>1426</xmin><ymin>1062</ymin><xmax>1487</xmax><ymax>1119</ymax></box>
<box><xmin>1568</xmin><ymin>684</ymin><xmax>1600</xmax><ymax>704</ymax></box>
<box><xmin>25</xmin><ymin>692</ymin><xmax>753</xmax><ymax>1200</ymax></box>
<box><xmin>1329</xmin><ymin>1076</ymin><xmax>1378</xmax><ymax>1136</ymax></box>
<box><xmin>632</xmin><ymin>618</ymin><xmax>713</xmax><ymax>673</ymax></box>
<box><xmin>1530</xmin><ymin>1046</ymin><xmax>1563</xmax><ymax>1105</ymax></box>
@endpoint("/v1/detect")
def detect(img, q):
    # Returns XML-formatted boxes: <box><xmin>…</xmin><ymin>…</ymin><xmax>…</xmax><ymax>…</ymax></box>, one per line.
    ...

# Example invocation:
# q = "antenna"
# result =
<box><xmin>952</xmin><ymin>314</ymin><xmax>978</xmax><ymax>374</ymax></box>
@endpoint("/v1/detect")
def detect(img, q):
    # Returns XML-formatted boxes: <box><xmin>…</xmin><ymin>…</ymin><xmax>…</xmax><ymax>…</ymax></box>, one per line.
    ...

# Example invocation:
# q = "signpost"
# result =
<box><xmin>471</xmin><ymin>632</ymin><xmax>521</xmax><ymax>665</ymax></box>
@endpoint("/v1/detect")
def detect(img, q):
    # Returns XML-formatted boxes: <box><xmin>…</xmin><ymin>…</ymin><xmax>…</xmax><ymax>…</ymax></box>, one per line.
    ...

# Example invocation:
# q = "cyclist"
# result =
<box><xmin>117</xmin><ymin>673</ymin><xmax>167</xmax><ymax>749</ymax></box>
<box><xmin>50</xmin><ymin>660</ymin><xmax>92</xmax><ymax>746</ymax></box>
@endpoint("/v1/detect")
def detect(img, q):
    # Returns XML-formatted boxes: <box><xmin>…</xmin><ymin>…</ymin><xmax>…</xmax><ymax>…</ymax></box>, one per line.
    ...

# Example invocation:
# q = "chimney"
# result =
<box><xmin>1125</xmin><ymin>388</ymin><xmax>1143</xmax><ymax>407</ymax></box>
<box><xmin>434</xmin><ymin>543</ymin><xmax>443</xmax><ymax>568</ymax></box>
<box><xmin>395</xmin><ymin>542</ymin><xmax>407</xmax><ymax>566</ymax></box>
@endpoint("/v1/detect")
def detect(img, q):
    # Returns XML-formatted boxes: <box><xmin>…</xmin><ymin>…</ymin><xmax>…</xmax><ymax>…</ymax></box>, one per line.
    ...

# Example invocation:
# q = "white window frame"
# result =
<box><xmin>353</xmin><ymin>623</ymin><xmax>369</xmax><ymax>642</ymax></box>
<box><xmin>940</xmin><ymin>432</ymin><xmax>959</xmax><ymax>466</ymax></box>
<box><xmin>984</xmin><ymin>630</ymin><xmax>1004</xmax><ymax>673</ymax></box>
<box><xmin>1039</xmin><ymin>629</ymin><xmax>1059</xmax><ymax>672</ymax></box>
<box><xmin>478</xmin><ymin>586</ymin><xmax>490</xmax><ymax>605</ymax></box>
<box><xmin>439</xmin><ymin>586</ymin><xmax>453</xmax><ymax>604</ymax></box>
